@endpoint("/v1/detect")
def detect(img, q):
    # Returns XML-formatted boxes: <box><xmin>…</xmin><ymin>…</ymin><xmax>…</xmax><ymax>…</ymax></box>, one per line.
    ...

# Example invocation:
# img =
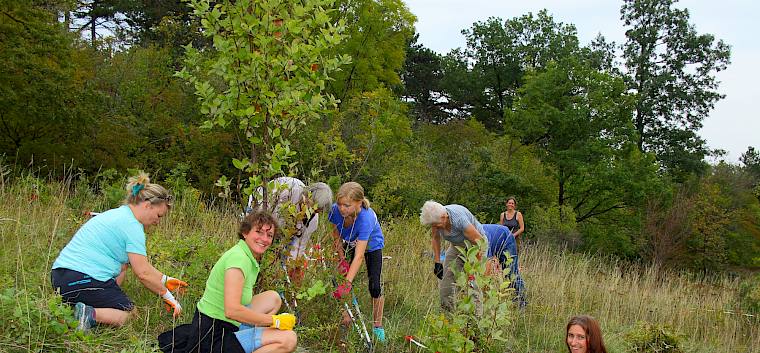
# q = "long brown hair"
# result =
<box><xmin>566</xmin><ymin>315</ymin><xmax>607</xmax><ymax>353</ymax></box>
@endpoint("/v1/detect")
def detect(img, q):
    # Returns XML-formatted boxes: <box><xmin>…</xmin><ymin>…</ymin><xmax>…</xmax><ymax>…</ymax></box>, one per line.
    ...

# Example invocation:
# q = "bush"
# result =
<box><xmin>0</xmin><ymin>288</ymin><xmax>86</xmax><ymax>352</ymax></box>
<box><xmin>418</xmin><ymin>240</ymin><xmax>515</xmax><ymax>352</ymax></box>
<box><xmin>737</xmin><ymin>274</ymin><xmax>760</xmax><ymax>317</ymax></box>
<box><xmin>530</xmin><ymin>205</ymin><xmax>581</xmax><ymax>248</ymax></box>
<box><xmin>625</xmin><ymin>321</ymin><xmax>684</xmax><ymax>353</ymax></box>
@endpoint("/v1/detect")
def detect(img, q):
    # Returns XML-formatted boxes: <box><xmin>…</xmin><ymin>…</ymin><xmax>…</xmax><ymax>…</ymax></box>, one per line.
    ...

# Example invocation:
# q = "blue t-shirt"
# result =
<box><xmin>438</xmin><ymin>204</ymin><xmax>486</xmax><ymax>246</ymax></box>
<box><xmin>328</xmin><ymin>204</ymin><xmax>384</xmax><ymax>252</ymax></box>
<box><xmin>482</xmin><ymin>224</ymin><xmax>516</xmax><ymax>262</ymax></box>
<box><xmin>52</xmin><ymin>205</ymin><xmax>146</xmax><ymax>281</ymax></box>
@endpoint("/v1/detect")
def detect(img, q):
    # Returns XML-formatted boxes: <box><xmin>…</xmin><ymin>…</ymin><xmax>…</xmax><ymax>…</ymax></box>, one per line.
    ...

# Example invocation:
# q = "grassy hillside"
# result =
<box><xmin>0</xmin><ymin>177</ymin><xmax>757</xmax><ymax>352</ymax></box>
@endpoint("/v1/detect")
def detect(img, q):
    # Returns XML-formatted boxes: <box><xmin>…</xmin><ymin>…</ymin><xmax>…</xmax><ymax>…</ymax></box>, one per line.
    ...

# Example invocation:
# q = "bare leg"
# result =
<box><xmin>250</xmin><ymin>290</ymin><xmax>282</xmax><ymax>315</ymax></box>
<box><xmin>94</xmin><ymin>308</ymin><xmax>130</xmax><ymax>326</ymax></box>
<box><xmin>372</xmin><ymin>296</ymin><xmax>384</xmax><ymax>327</ymax></box>
<box><xmin>253</xmin><ymin>329</ymin><xmax>298</xmax><ymax>353</ymax></box>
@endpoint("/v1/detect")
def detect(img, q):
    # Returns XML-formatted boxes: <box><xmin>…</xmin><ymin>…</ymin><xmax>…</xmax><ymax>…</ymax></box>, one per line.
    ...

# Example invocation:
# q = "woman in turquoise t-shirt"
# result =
<box><xmin>329</xmin><ymin>181</ymin><xmax>386</xmax><ymax>342</ymax></box>
<box><xmin>51</xmin><ymin>172</ymin><xmax>186</xmax><ymax>331</ymax></box>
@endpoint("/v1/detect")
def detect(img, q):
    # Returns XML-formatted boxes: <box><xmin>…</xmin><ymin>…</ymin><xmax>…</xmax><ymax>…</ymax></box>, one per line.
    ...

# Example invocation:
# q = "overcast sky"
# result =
<box><xmin>403</xmin><ymin>0</ymin><xmax>757</xmax><ymax>163</ymax></box>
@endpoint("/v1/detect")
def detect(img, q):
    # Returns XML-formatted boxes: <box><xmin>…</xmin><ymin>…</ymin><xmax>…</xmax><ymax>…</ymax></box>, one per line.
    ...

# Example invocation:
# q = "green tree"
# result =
<box><xmin>400</xmin><ymin>34</ymin><xmax>449</xmax><ymax>124</ymax></box>
<box><xmin>444</xmin><ymin>11</ymin><xmax>581</xmax><ymax>130</ymax></box>
<box><xmin>178</xmin><ymin>0</ymin><xmax>350</xmax><ymax>206</ymax></box>
<box><xmin>508</xmin><ymin>59</ymin><xmax>642</xmax><ymax>222</ymax></box>
<box><xmin>0</xmin><ymin>1</ymin><xmax>97</xmax><ymax>169</ymax></box>
<box><xmin>327</xmin><ymin>0</ymin><xmax>415</xmax><ymax>102</ymax></box>
<box><xmin>621</xmin><ymin>0</ymin><xmax>731</xmax><ymax>179</ymax></box>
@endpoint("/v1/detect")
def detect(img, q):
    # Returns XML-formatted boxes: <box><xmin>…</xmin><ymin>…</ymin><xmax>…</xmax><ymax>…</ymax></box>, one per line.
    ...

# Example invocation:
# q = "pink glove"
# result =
<box><xmin>332</xmin><ymin>281</ymin><xmax>352</xmax><ymax>300</ymax></box>
<box><xmin>338</xmin><ymin>259</ymin><xmax>350</xmax><ymax>275</ymax></box>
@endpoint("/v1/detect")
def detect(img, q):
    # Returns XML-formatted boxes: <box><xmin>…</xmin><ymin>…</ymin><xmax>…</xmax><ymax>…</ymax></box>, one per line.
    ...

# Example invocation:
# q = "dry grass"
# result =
<box><xmin>0</xmin><ymin>176</ymin><xmax>757</xmax><ymax>352</ymax></box>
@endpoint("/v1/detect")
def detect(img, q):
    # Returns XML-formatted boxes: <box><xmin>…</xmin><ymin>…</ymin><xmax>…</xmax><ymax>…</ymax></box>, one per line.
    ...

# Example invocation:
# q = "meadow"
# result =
<box><xmin>0</xmin><ymin>176</ymin><xmax>757</xmax><ymax>352</ymax></box>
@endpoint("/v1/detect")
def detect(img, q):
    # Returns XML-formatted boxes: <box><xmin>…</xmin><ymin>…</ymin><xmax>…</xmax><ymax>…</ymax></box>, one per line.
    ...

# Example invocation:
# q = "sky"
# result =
<box><xmin>403</xmin><ymin>0</ymin><xmax>758</xmax><ymax>163</ymax></box>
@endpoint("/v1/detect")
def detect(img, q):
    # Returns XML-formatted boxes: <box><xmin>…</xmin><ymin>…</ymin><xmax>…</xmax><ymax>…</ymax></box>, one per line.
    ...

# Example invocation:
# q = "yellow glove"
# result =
<box><xmin>271</xmin><ymin>313</ymin><xmax>296</xmax><ymax>330</ymax></box>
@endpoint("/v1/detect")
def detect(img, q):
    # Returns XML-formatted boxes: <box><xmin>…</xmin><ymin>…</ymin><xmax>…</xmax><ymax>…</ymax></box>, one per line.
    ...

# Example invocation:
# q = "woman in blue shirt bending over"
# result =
<box><xmin>329</xmin><ymin>182</ymin><xmax>386</xmax><ymax>342</ymax></box>
<box><xmin>482</xmin><ymin>224</ymin><xmax>526</xmax><ymax>309</ymax></box>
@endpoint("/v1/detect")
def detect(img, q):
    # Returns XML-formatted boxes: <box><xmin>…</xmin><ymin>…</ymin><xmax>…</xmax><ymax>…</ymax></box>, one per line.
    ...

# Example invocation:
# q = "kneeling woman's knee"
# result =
<box><xmin>265</xmin><ymin>290</ymin><xmax>282</xmax><ymax>303</ymax></box>
<box><xmin>283</xmin><ymin>330</ymin><xmax>298</xmax><ymax>352</ymax></box>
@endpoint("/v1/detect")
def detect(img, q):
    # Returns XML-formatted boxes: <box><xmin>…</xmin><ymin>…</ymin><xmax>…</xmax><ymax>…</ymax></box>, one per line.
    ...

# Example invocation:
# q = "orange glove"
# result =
<box><xmin>161</xmin><ymin>289</ymin><xmax>182</xmax><ymax>318</ymax></box>
<box><xmin>162</xmin><ymin>274</ymin><xmax>188</xmax><ymax>293</ymax></box>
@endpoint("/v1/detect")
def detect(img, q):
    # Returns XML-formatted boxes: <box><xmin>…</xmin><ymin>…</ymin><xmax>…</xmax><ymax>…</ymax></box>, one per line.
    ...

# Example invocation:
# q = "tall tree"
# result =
<box><xmin>443</xmin><ymin>10</ymin><xmax>581</xmax><ymax>130</ymax></box>
<box><xmin>508</xmin><ymin>58</ymin><xmax>646</xmax><ymax>222</ymax></box>
<box><xmin>328</xmin><ymin>0</ymin><xmax>415</xmax><ymax>102</ymax></box>
<box><xmin>399</xmin><ymin>34</ymin><xmax>450</xmax><ymax>124</ymax></box>
<box><xmin>0</xmin><ymin>1</ymin><xmax>97</xmax><ymax>167</ymax></box>
<box><xmin>178</xmin><ymin>0</ymin><xmax>350</xmax><ymax>206</ymax></box>
<box><xmin>621</xmin><ymin>0</ymin><xmax>731</xmax><ymax>178</ymax></box>
<box><xmin>69</xmin><ymin>0</ymin><xmax>131</xmax><ymax>45</ymax></box>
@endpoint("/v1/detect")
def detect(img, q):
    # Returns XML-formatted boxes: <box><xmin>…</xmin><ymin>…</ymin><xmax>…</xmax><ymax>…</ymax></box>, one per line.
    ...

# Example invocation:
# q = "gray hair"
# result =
<box><xmin>307</xmin><ymin>182</ymin><xmax>333</xmax><ymax>211</ymax></box>
<box><xmin>420</xmin><ymin>200</ymin><xmax>446</xmax><ymax>225</ymax></box>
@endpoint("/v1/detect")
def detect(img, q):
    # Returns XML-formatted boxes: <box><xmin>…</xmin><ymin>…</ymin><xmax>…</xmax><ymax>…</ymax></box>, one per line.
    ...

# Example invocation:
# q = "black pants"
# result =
<box><xmin>344</xmin><ymin>242</ymin><xmax>383</xmax><ymax>298</ymax></box>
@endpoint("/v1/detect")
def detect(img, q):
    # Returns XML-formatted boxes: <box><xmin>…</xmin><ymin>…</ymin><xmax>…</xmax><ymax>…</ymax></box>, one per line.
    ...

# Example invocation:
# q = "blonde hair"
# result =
<box><xmin>420</xmin><ymin>200</ymin><xmax>446</xmax><ymax>225</ymax></box>
<box><xmin>124</xmin><ymin>171</ymin><xmax>173</xmax><ymax>207</ymax></box>
<box><xmin>337</xmin><ymin>182</ymin><xmax>370</xmax><ymax>209</ymax></box>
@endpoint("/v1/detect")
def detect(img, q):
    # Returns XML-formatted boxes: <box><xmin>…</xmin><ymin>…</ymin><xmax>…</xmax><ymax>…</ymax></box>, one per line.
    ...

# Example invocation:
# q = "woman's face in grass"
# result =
<box><xmin>566</xmin><ymin>324</ymin><xmax>588</xmax><ymax>353</ymax></box>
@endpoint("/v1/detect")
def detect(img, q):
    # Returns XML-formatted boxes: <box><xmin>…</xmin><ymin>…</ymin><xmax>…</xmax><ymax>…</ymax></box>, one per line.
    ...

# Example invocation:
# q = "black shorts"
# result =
<box><xmin>51</xmin><ymin>268</ymin><xmax>134</xmax><ymax>311</ymax></box>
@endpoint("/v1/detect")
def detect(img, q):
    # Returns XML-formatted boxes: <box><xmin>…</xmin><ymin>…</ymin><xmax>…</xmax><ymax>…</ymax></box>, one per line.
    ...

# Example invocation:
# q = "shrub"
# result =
<box><xmin>418</xmin><ymin>240</ymin><xmax>515</xmax><ymax>352</ymax></box>
<box><xmin>737</xmin><ymin>274</ymin><xmax>760</xmax><ymax>317</ymax></box>
<box><xmin>625</xmin><ymin>321</ymin><xmax>684</xmax><ymax>353</ymax></box>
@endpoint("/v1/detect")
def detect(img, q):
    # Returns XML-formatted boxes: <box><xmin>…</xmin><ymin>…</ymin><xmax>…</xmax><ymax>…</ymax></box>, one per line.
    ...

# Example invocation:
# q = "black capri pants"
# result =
<box><xmin>343</xmin><ymin>242</ymin><xmax>383</xmax><ymax>298</ymax></box>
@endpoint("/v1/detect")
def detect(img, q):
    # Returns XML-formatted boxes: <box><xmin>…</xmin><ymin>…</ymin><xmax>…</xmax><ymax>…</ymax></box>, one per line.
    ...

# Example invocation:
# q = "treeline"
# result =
<box><xmin>1</xmin><ymin>0</ymin><xmax>758</xmax><ymax>273</ymax></box>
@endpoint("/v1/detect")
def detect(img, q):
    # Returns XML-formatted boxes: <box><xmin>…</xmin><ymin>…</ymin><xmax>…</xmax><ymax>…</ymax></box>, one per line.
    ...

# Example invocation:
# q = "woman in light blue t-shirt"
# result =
<box><xmin>51</xmin><ymin>172</ymin><xmax>186</xmax><ymax>331</ymax></box>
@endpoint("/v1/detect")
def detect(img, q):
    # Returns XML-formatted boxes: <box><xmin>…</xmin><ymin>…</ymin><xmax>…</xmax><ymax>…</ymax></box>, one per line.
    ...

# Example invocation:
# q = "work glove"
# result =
<box><xmin>162</xmin><ymin>274</ymin><xmax>188</xmax><ymax>293</ymax></box>
<box><xmin>332</xmin><ymin>281</ymin><xmax>352</xmax><ymax>300</ymax></box>
<box><xmin>434</xmin><ymin>262</ymin><xmax>443</xmax><ymax>280</ymax></box>
<box><xmin>338</xmin><ymin>259</ymin><xmax>350</xmax><ymax>275</ymax></box>
<box><xmin>161</xmin><ymin>289</ymin><xmax>182</xmax><ymax>318</ymax></box>
<box><xmin>271</xmin><ymin>313</ymin><xmax>296</xmax><ymax>330</ymax></box>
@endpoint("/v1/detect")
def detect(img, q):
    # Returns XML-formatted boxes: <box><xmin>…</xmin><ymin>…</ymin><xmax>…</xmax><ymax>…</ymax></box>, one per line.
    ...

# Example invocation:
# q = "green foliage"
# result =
<box><xmin>509</xmin><ymin>58</ymin><xmax>639</xmax><ymax>220</ymax></box>
<box><xmin>179</xmin><ymin>0</ymin><xmax>351</xmax><ymax>205</ymax></box>
<box><xmin>327</xmin><ymin>0</ymin><xmax>416</xmax><ymax>99</ymax></box>
<box><xmin>0</xmin><ymin>2</ymin><xmax>97</xmax><ymax>171</ymax></box>
<box><xmin>419</xmin><ymin>240</ymin><xmax>514</xmax><ymax>352</ymax></box>
<box><xmin>305</xmin><ymin>88</ymin><xmax>412</xmax><ymax>195</ymax></box>
<box><xmin>440</xmin><ymin>10</ymin><xmax>584</xmax><ymax>130</ymax></box>
<box><xmin>529</xmin><ymin>205</ymin><xmax>580</xmax><ymax>247</ymax></box>
<box><xmin>736</xmin><ymin>274</ymin><xmax>760</xmax><ymax>317</ymax></box>
<box><xmin>625</xmin><ymin>322</ymin><xmax>685</xmax><ymax>353</ymax></box>
<box><xmin>621</xmin><ymin>0</ymin><xmax>731</xmax><ymax>179</ymax></box>
<box><xmin>0</xmin><ymin>288</ymin><xmax>90</xmax><ymax>352</ymax></box>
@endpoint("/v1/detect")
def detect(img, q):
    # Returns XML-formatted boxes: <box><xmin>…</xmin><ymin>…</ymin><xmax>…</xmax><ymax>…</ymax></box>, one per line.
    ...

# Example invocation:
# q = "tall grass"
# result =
<box><xmin>0</xmin><ymin>176</ymin><xmax>756</xmax><ymax>352</ymax></box>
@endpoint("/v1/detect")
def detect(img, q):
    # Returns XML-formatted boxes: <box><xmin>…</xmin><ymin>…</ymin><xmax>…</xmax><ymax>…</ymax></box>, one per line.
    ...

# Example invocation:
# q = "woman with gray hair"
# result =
<box><xmin>419</xmin><ymin>200</ymin><xmax>487</xmax><ymax>313</ymax></box>
<box><xmin>253</xmin><ymin>177</ymin><xmax>332</xmax><ymax>282</ymax></box>
<box><xmin>254</xmin><ymin>177</ymin><xmax>332</xmax><ymax>257</ymax></box>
